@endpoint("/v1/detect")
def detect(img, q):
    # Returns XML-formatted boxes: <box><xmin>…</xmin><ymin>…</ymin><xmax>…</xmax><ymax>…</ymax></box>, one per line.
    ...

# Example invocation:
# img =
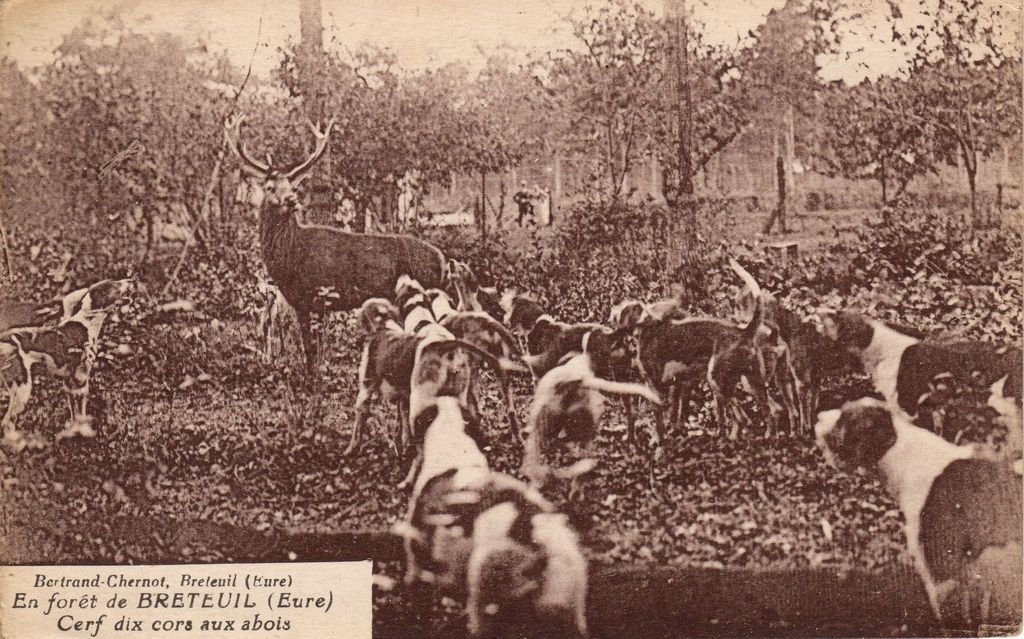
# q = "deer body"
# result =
<box><xmin>226</xmin><ymin>115</ymin><xmax>446</xmax><ymax>373</ymax></box>
<box><xmin>259</xmin><ymin>202</ymin><xmax>444</xmax><ymax>313</ymax></box>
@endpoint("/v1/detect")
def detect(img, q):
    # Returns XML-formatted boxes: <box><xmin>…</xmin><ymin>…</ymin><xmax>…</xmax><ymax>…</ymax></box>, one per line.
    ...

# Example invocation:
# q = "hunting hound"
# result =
<box><xmin>816</xmin><ymin>398</ymin><xmax>1022</xmax><ymax>627</ymax></box>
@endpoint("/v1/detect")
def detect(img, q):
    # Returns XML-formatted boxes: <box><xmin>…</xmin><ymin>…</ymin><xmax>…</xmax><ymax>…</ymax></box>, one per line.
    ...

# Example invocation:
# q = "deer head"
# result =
<box><xmin>224</xmin><ymin>115</ymin><xmax>335</xmax><ymax>208</ymax></box>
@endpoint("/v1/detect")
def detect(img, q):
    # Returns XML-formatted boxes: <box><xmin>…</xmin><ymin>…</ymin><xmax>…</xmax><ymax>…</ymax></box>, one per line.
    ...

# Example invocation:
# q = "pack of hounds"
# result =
<box><xmin>2</xmin><ymin>253</ymin><xmax>1021</xmax><ymax>635</ymax></box>
<box><xmin>321</xmin><ymin>255</ymin><xmax>1020</xmax><ymax>636</ymax></box>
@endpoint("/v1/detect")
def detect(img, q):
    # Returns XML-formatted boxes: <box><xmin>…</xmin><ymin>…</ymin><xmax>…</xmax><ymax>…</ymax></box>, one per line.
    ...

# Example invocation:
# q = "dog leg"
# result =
<box><xmin>501</xmin><ymin>372</ymin><xmax>522</xmax><ymax>444</ymax></box>
<box><xmin>397</xmin><ymin>451</ymin><xmax>422</xmax><ymax>490</ymax></box>
<box><xmin>4</xmin><ymin>380</ymin><xmax>31</xmax><ymax>437</ymax></box>
<box><xmin>907</xmin><ymin>527</ymin><xmax>945</xmax><ymax>622</ymax></box>
<box><xmin>622</xmin><ymin>394</ymin><xmax>634</xmax><ymax>446</ymax></box>
<box><xmin>663</xmin><ymin>380</ymin><xmax>679</xmax><ymax>432</ymax></box>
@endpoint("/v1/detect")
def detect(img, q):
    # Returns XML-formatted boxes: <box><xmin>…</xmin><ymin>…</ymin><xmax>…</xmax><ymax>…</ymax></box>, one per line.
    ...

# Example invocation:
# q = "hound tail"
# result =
<box><xmin>581</xmin><ymin>377</ymin><xmax>661</xmax><ymax>405</ymax></box>
<box><xmin>729</xmin><ymin>258</ymin><xmax>764</xmax><ymax>337</ymax></box>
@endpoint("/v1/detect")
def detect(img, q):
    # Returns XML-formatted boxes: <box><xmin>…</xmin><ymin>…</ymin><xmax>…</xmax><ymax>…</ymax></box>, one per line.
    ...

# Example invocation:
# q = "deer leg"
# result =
<box><xmin>622</xmin><ymin>394</ymin><xmax>634</xmax><ymax>446</ymax></box>
<box><xmin>650</xmin><ymin>396</ymin><xmax>665</xmax><ymax>458</ymax></box>
<box><xmin>675</xmin><ymin>380</ymin><xmax>694</xmax><ymax>431</ymax></box>
<box><xmin>295</xmin><ymin>308</ymin><xmax>318</xmax><ymax>377</ymax></box>
<box><xmin>675</xmin><ymin>382</ymin><xmax>687</xmax><ymax>430</ymax></box>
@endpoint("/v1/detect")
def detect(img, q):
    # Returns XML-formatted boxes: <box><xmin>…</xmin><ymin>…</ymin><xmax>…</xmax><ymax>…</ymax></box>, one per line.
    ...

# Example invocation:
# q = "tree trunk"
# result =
<box><xmin>762</xmin><ymin>156</ymin><xmax>786</xmax><ymax>235</ymax></box>
<box><xmin>880</xmin><ymin>157</ymin><xmax>888</xmax><ymax>206</ymax></box>
<box><xmin>0</xmin><ymin>211</ymin><xmax>12</xmax><ymax>282</ymax></box>
<box><xmin>784</xmin><ymin>102</ymin><xmax>796</xmax><ymax>230</ymax></box>
<box><xmin>663</xmin><ymin>0</ymin><xmax>701</xmax><ymax>304</ymax></box>
<box><xmin>480</xmin><ymin>172</ymin><xmax>487</xmax><ymax>239</ymax></box>
<box><xmin>299</xmin><ymin>0</ymin><xmax>331</xmax><ymax>226</ymax></box>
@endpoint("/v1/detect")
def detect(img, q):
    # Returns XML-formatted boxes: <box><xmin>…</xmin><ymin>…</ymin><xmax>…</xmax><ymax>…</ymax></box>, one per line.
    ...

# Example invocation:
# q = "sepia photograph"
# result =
<box><xmin>0</xmin><ymin>0</ymin><xmax>1021</xmax><ymax>637</ymax></box>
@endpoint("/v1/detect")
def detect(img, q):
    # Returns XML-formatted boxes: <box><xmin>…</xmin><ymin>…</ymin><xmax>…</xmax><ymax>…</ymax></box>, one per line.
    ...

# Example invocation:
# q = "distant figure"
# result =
<box><xmin>514</xmin><ymin>181</ymin><xmax>535</xmax><ymax>226</ymax></box>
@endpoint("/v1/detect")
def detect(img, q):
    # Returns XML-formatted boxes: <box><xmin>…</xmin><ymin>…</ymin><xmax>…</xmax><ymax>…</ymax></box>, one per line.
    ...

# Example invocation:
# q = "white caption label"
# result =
<box><xmin>0</xmin><ymin>562</ymin><xmax>371</xmax><ymax>639</ymax></box>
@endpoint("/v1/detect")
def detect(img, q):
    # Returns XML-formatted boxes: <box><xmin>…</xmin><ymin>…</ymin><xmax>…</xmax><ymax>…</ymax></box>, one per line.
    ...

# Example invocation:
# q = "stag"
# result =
<box><xmin>224</xmin><ymin>115</ymin><xmax>447</xmax><ymax>373</ymax></box>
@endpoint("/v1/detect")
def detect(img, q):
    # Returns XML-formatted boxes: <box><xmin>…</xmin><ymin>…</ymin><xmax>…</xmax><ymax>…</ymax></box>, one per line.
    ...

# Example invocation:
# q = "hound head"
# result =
<box><xmin>501</xmin><ymin>291</ymin><xmax>545</xmax><ymax>332</ymax></box>
<box><xmin>477</xmin><ymin>287</ymin><xmax>504</xmax><ymax>323</ymax></box>
<box><xmin>62</xmin><ymin>278</ymin><xmax>135</xmax><ymax>322</ymax></box>
<box><xmin>815</xmin><ymin>398</ymin><xmax>898</xmax><ymax>472</ymax></box>
<box><xmin>641</xmin><ymin>299</ymin><xmax>684</xmax><ymax>323</ymax></box>
<box><xmin>444</xmin><ymin>259</ymin><xmax>476</xmax><ymax>287</ymax></box>
<box><xmin>608</xmin><ymin>300</ymin><xmax>645</xmax><ymax>331</ymax></box>
<box><xmin>357</xmin><ymin>298</ymin><xmax>401</xmax><ymax>333</ymax></box>
<box><xmin>394</xmin><ymin>274</ymin><xmax>426</xmax><ymax>303</ymax></box>
<box><xmin>583</xmin><ymin>327</ymin><xmax>632</xmax><ymax>378</ymax></box>
<box><xmin>816</xmin><ymin>310</ymin><xmax>874</xmax><ymax>355</ymax></box>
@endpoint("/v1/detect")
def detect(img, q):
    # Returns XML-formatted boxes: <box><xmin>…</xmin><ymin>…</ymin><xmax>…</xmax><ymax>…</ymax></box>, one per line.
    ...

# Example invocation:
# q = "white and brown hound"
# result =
<box><xmin>443</xmin><ymin>260</ymin><xmax>506</xmax><ymax>323</ymax></box>
<box><xmin>439</xmin><ymin>308</ymin><xmax>527</xmax><ymax>442</ymax></box>
<box><xmin>395</xmin><ymin>275</ymin><xmax>436</xmax><ymax>335</ymax></box>
<box><xmin>467</xmin><ymin>500</ymin><xmax>589</xmax><ymax>638</ymax></box>
<box><xmin>395</xmin><ymin>396</ymin><xmax>490</xmax><ymax>587</ymax></box>
<box><xmin>0</xmin><ymin>278</ymin><xmax>133</xmax><ymax>447</ymax></box>
<box><xmin>500</xmin><ymin>292</ymin><xmax>603</xmax><ymax>380</ymax></box>
<box><xmin>344</xmin><ymin>298</ymin><xmax>416</xmax><ymax>457</ymax></box>
<box><xmin>1</xmin><ymin>334</ymin><xmax>47</xmax><ymax>449</ymax></box>
<box><xmin>818</xmin><ymin>310</ymin><xmax>1022</xmax><ymax>454</ymax></box>
<box><xmin>521</xmin><ymin>331</ymin><xmax>659</xmax><ymax>498</ymax></box>
<box><xmin>632</xmin><ymin>260</ymin><xmax>770</xmax><ymax>448</ymax></box>
<box><xmin>815</xmin><ymin>398</ymin><xmax>1022</xmax><ymax>627</ymax></box>
<box><xmin>395</xmin><ymin>433</ymin><xmax>589</xmax><ymax>638</ymax></box>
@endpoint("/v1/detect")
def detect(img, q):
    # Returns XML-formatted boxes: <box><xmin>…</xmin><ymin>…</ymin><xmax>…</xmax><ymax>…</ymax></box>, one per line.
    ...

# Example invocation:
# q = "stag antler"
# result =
<box><xmin>224</xmin><ymin>114</ymin><xmax>270</xmax><ymax>177</ymax></box>
<box><xmin>285</xmin><ymin>116</ymin><xmax>336</xmax><ymax>181</ymax></box>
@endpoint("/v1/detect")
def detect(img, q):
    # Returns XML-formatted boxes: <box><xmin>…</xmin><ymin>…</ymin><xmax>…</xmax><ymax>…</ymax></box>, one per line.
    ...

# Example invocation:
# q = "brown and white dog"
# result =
<box><xmin>467</xmin><ymin>500</ymin><xmax>589</xmax><ymax>638</ymax></box>
<box><xmin>395</xmin><ymin>275</ymin><xmax>436</xmax><ymax>335</ymax></box>
<box><xmin>0</xmin><ymin>278</ymin><xmax>134</xmax><ymax>449</ymax></box>
<box><xmin>609</xmin><ymin>298</ymin><xmax>688</xmax><ymax>435</ymax></box>
<box><xmin>345</xmin><ymin>295</ymin><xmax>504</xmax><ymax>460</ymax></box>
<box><xmin>402</xmin><ymin>319</ymin><xmax>512</xmax><ymax>488</ymax></box>
<box><xmin>500</xmin><ymin>292</ymin><xmax>604</xmax><ymax>380</ymax></box>
<box><xmin>439</xmin><ymin>308</ymin><xmax>527</xmax><ymax>442</ymax></box>
<box><xmin>344</xmin><ymin>298</ymin><xmax>416</xmax><ymax>457</ymax></box>
<box><xmin>818</xmin><ymin>310</ymin><xmax>1023</xmax><ymax>455</ymax></box>
<box><xmin>815</xmin><ymin>398</ymin><xmax>1022</xmax><ymax>627</ymax></box>
<box><xmin>442</xmin><ymin>260</ymin><xmax>505</xmax><ymax>323</ymax></box>
<box><xmin>395</xmin><ymin>396</ymin><xmax>490</xmax><ymax>587</ymax></box>
<box><xmin>632</xmin><ymin>260</ymin><xmax>770</xmax><ymax>447</ymax></box>
<box><xmin>735</xmin><ymin>291</ymin><xmax>830</xmax><ymax>437</ymax></box>
<box><xmin>445</xmin><ymin>259</ymin><xmax>482</xmax><ymax>312</ymax></box>
<box><xmin>521</xmin><ymin>332</ymin><xmax>660</xmax><ymax>497</ymax></box>
<box><xmin>1</xmin><ymin>335</ymin><xmax>48</xmax><ymax>448</ymax></box>
<box><xmin>395</xmin><ymin>419</ymin><xmax>589</xmax><ymax>638</ymax></box>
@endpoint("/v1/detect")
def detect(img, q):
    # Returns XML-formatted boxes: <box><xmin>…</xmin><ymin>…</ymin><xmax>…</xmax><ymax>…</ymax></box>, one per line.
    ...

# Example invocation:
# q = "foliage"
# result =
<box><xmin>275</xmin><ymin>44</ymin><xmax>518</xmax><ymax>228</ymax></box>
<box><xmin>542</xmin><ymin>0</ymin><xmax>664</xmax><ymax>201</ymax></box>
<box><xmin>887</xmin><ymin>0</ymin><xmax>1023</xmax><ymax>225</ymax></box>
<box><xmin>818</xmin><ymin>77</ymin><xmax>942</xmax><ymax>204</ymax></box>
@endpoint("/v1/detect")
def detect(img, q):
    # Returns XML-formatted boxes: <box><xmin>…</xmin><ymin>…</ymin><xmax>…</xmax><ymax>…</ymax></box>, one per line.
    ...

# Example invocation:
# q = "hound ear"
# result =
<box><xmin>826</xmin><ymin>403</ymin><xmax>897</xmax><ymax>468</ymax></box>
<box><xmin>61</xmin><ymin>287</ymin><xmax>91</xmax><ymax>319</ymax></box>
